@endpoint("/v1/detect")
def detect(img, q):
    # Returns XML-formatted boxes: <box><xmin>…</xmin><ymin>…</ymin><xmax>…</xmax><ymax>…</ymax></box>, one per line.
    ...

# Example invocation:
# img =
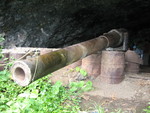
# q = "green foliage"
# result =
<box><xmin>0</xmin><ymin>36</ymin><xmax>13</xmax><ymax>72</ymax></box>
<box><xmin>143</xmin><ymin>102</ymin><xmax>150</xmax><ymax>113</ymax></box>
<box><xmin>0</xmin><ymin>70</ymin><xmax>10</xmax><ymax>81</ymax></box>
<box><xmin>75</xmin><ymin>67</ymin><xmax>80</xmax><ymax>72</ymax></box>
<box><xmin>69</xmin><ymin>81</ymin><xmax>93</xmax><ymax>93</ymax></box>
<box><xmin>0</xmin><ymin>69</ymin><xmax>93</xmax><ymax>113</ymax></box>
<box><xmin>0</xmin><ymin>73</ymin><xmax>24</xmax><ymax>112</ymax></box>
<box><xmin>0</xmin><ymin>57</ymin><xmax>93</xmax><ymax>113</ymax></box>
<box><xmin>0</xmin><ymin>74</ymin><xmax>83</xmax><ymax>113</ymax></box>
<box><xmin>0</xmin><ymin>35</ymin><xmax>4</xmax><ymax>43</ymax></box>
<box><xmin>75</xmin><ymin>67</ymin><xmax>88</xmax><ymax>77</ymax></box>
<box><xmin>96</xmin><ymin>106</ymin><xmax>105</xmax><ymax>113</ymax></box>
<box><xmin>0</xmin><ymin>35</ymin><xmax>4</xmax><ymax>59</ymax></box>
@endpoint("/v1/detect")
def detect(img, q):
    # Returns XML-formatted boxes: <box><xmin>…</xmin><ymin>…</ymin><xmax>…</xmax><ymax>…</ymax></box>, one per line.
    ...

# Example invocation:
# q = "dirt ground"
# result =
<box><xmin>80</xmin><ymin>74</ymin><xmax>150</xmax><ymax>113</ymax></box>
<box><xmin>51</xmin><ymin>66</ymin><xmax>150</xmax><ymax>113</ymax></box>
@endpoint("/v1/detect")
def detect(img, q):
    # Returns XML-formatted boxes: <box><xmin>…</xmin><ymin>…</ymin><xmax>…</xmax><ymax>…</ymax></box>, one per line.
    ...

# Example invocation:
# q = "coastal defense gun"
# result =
<box><xmin>11</xmin><ymin>29</ymin><xmax>127</xmax><ymax>86</ymax></box>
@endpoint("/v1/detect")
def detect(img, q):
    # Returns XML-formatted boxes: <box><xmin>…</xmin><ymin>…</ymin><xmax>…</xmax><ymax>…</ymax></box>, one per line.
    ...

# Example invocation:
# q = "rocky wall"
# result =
<box><xmin>0</xmin><ymin>0</ymin><xmax>150</xmax><ymax>48</ymax></box>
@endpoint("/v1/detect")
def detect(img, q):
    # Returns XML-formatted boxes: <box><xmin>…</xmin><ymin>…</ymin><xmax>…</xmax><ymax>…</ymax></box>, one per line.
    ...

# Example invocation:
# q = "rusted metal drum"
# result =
<box><xmin>125</xmin><ymin>62</ymin><xmax>140</xmax><ymax>73</ymax></box>
<box><xmin>101</xmin><ymin>51</ymin><xmax>125</xmax><ymax>84</ymax></box>
<box><xmin>82</xmin><ymin>53</ymin><xmax>101</xmax><ymax>78</ymax></box>
<box><xmin>125</xmin><ymin>50</ymin><xmax>143</xmax><ymax>73</ymax></box>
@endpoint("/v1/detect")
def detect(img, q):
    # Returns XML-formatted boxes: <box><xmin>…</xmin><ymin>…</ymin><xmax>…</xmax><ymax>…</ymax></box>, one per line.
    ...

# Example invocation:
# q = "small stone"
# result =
<box><xmin>75</xmin><ymin>73</ymin><xmax>87</xmax><ymax>81</ymax></box>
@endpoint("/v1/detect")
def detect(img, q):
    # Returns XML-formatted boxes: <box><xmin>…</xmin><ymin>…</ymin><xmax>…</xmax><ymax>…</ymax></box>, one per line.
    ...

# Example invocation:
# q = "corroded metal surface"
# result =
<box><xmin>125</xmin><ymin>50</ymin><xmax>143</xmax><ymax>64</ymax></box>
<box><xmin>125</xmin><ymin>50</ymin><xmax>143</xmax><ymax>73</ymax></box>
<box><xmin>101</xmin><ymin>51</ymin><xmax>125</xmax><ymax>84</ymax></box>
<box><xmin>125</xmin><ymin>62</ymin><xmax>140</xmax><ymax>73</ymax></box>
<box><xmin>82</xmin><ymin>53</ymin><xmax>101</xmax><ymax>78</ymax></box>
<box><xmin>11</xmin><ymin>29</ymin><xmax>125</xmax><ymax>86</ymax></box>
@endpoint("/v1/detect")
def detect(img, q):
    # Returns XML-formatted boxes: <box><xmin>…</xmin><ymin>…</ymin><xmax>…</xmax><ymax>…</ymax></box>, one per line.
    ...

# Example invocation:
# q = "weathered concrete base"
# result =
<box><xmin>79</xmin><ymin>72</ymin><xmax>150</xmax><ymax>113</ymax></box>
<box><xmin>85</xmin><ymin>73</ymin><xmax>150</xmax><ymax>101</ymax></box>
<box><xmin>82</xmin><ymin>53</ymin><xmax>101</xmax><ymax>78</ymax></box>
<box><xmin>79</xmin><ymin>96</ymin><xmax>149</xmax><ymax>113</ymax></box>
<box><xmin>51</xmin><ymin>68</ymin><xmax>150</xmax><ymax>101</ymax></box>
<box><xmin>51</xmin><ymin>68</ymin><xmax>150</xmax><ymax>112</ymax></box>
<box><xmin>50</xmin><ymin>66</ymin><xmax>81</xmax><ymax>85</ymax></box>
<box><xmin>0</xmin><ymin>47</ymin><xmax>58</xmax><ymax>71</ymax></box>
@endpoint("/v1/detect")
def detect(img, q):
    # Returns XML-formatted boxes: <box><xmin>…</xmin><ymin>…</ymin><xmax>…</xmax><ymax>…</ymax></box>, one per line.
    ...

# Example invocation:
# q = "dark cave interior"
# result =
<box><xmin>0</xmin><ymin>0</ymin><xmax>150</xmax><ymax>65</ymax></box>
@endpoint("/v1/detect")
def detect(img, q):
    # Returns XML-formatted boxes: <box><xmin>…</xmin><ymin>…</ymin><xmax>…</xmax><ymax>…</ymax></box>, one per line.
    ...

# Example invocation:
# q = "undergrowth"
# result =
<box><xmin>143</xmin><ymin>102</ymin><xmax>150</xmax><ymax>113</ymax></box>
<box><xmin>0</xmin><ymin>71</ymin><xmax>93</xmax><ymax>113</ymax></box>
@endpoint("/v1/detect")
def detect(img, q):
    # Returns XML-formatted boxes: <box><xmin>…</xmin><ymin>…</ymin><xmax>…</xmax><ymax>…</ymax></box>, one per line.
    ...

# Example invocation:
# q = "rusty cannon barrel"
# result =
<box><xmin>11</xmin><ymin>29</ymin><xmax>125</xmax><ymax>86</ymax></box>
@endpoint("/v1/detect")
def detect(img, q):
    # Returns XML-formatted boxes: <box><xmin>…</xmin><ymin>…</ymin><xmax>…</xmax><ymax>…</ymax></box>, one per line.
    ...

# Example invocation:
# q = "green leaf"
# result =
<box><xmin>51</xmin><ymin>81</ymin><xmax>62</xmax><ymax>95</ymax></box>
<box><xmin>0</xmin><ymin>70</ymin><xmax>84</xmax><ymax>113</ymax></box>
<box><xmin>80</xmin><ymin>69</ymin><xmax>87</xmax><ymax>76</ymax></box>
<box><xmin>69</xmin><ymin>87</ymin><xmax>78</xmax><ymax>92</ymax></box>
<box><xmin>52</xmin><ymin>81</ymin><xmax>62</xmax><ymax>88</ymax></box>
<box><xmin>6</xmin><ymin>101</ymin><xmax>14</xmax><ymax>106</ymax></box>
<box><xmin>86</xmin><ymin>81</ymin><xmax>93</xmax><ymax>87</ymax></box>
<box><xmin>82</xmin><ymin>81</ymin><xmax>93</xmax><ymax>92</ymax></box>
<box><xmin>0</xmin><ymin>70</ymin><xmax>7</xmax><ymax>75</ymax></box>
<box><xmin>30</xmin><ymin>90</ymin><xmax>39</xmax><ymax>98</ymax></box>
<box><xmin>75</xmin><ymin>67</ymin><xmax>80</xmax><ymax>72</ymax></box>
<box><xmin>76</xmin><ymin>81</ymin><xmax>85</xmax><ymax>88</ymax></box>
<box><xmin>18</xmin><ymin>92</ymin><xmax>30</xmax><ymax>98</ymax></box>
<box><xmin>0</xmin><ymin>70</ymin><xmax>10</xmax><ymax>81</ymax></box>
<box><xmin>0</xmin><ymin>37</ymin><xmax>4</xmax><ymax>42</ymax></box>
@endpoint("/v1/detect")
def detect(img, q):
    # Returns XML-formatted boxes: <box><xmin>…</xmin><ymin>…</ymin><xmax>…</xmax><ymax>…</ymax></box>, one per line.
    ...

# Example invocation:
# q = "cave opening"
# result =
<box><xmin>0</xmin><ymin>0</ymin><xmax>150</xmax><ymax>67</ymax></box>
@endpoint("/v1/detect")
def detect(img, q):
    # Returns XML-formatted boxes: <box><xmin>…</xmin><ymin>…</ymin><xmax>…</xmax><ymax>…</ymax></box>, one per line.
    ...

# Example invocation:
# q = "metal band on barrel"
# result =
<box><xmin>99</xmin><ymin>36</ymin><xmax>110</xmax><ymax>47</ymax></box>
<box><xmin>109</xmin><ymin>29</ymin><xmax>123</xmax><ymax>46</ymax></box>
